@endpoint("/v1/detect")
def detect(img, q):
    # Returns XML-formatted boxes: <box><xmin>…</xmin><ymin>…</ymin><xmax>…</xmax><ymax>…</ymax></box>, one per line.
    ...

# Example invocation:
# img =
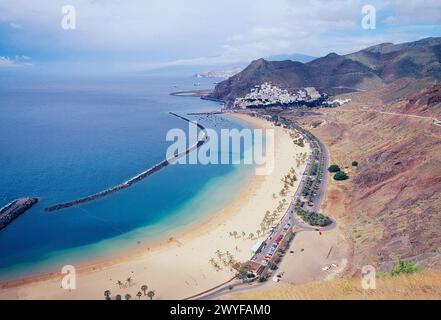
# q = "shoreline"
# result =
<box><xmin>0</xmin><ymin>113</ymin><xmax>309</xmax><ymax>300</ymax></box>
<box><xmin>0</xmin><ymin>164</ymin><xmax>255</xmax><ymax>287</ymax></box>
<box><xmin>0</xmin><ymin>113</ymin><xmax>253</xmax><ymax>286</ymax></box>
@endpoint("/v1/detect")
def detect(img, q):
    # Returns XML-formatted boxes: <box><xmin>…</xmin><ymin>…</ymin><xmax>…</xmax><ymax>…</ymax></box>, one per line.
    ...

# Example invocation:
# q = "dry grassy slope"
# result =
<box><xmin>282</xmin><ymin>80</ymin><xmax>441</xmax><ymax>273</ymax></box>
<box><xmin>223</xmin><ymin>271</ymin><xmax>441</xmax><ymax>300</ymax></box>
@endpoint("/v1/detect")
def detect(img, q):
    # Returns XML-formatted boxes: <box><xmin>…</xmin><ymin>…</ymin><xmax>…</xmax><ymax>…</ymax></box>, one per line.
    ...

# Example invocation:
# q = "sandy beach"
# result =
<box><xmin>0</xmin><ymin>113</ymin><xmax>308</xmax><ymax>300</ymax></box>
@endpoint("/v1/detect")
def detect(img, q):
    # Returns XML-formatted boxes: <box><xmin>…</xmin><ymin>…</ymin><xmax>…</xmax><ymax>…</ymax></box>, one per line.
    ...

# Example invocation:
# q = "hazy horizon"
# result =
<box><xmin>1</xmin><ymin>0</ymin><xmax>440</xmax><ymax>76</ymax></box>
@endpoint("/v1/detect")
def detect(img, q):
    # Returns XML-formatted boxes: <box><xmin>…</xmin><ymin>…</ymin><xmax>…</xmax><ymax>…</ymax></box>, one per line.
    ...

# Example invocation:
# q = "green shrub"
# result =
<box><xmin>390</xmin><ymin>261</ymin><xmax>419</xmax><ymax>276</ymax></box>
<box><xmin>334</xmin><ymin>171</ymin><xmax>349</xmax><ymax>181</ymax></box>
<box><xmin>296</xmin><ymin>209</ymin><xmax>332</xmax><ymax>227</ymax></box>
<box><xmin>328</xmin><ymin>164</ymin><xmax>341</xmax><ymax>173</ymax></box>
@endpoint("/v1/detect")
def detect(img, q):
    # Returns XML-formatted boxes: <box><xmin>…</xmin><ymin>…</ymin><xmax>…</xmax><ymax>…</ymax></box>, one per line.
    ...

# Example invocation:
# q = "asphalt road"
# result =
<box><xmin>192</xmin><ymin>118</ymin><xmax>334</xmax><ymax>300</ymax></box>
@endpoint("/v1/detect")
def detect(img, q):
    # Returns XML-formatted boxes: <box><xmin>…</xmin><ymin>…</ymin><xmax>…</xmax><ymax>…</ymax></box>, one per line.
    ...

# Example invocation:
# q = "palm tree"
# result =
<box><xmin>116</xmin><ymin>280</ymin><xmax>123</xmax><ymax>289</ymax></box>
<box><xmin>141</xmin><ymin>284</ymin><xmax>148</xmax><ymax>296</ymax></box>
<box><xmin>126</xmin><ymin>277</ymin><xmax>133</xmax><ymax>287</ymax></box>
<box><xmin>147</xmin><ymin>290</ymin><xmax>155</xmax><ymax>300</ymax></box>
<box><xmin>104</xmin><ymin>290</ymin><xmax>111</xmax><ymax>300</ymax></box>
<box><xmin>115</xmin><ymin>294</ymin><xmax>122</xmax><ymax>300</ymax></box>
<box><xmin>125</xmin><ymin>293</ymin><xmax>132</xmax><ymax>300</ymax></box>
<box><xmin>136</xmin><ymin>291</ymin><xmax>142</xmax><ymax>300</ymax></box>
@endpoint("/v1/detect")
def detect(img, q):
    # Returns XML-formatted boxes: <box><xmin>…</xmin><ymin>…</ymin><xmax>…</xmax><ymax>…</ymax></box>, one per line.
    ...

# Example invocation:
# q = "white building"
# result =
<box><xmin>234</xmin><ymin>82</ymin><xmax>324</xmax><ymax>108</ymax></box>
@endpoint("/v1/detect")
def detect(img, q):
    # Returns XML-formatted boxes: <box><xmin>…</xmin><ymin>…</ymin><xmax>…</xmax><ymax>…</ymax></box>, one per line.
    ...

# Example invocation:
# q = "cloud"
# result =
<box><xmin>387</xmin><ymin>0</ymin><xmax>441</xmax><ymax>25</ymax></box>
<box><xmin>383</xmin><ymin>16</ymin><xmax>398</xmax><ymax>25</ymax></box>
<box><xmin>0</xmin><ymin>57</ymin><xmax>16</xmax><ymax>67</ymax></box>
<box><xmin>9</xmin><ymin>22</ymin><xmax>23</xmax><ymax>29</ymax></box>
<box><xmin>0</xmin><ymin>0</ymin><xmax>439</xmax><ymax>72</ymax></box>
<box><xmin>0</xmin><ymin>55</ymin><xmax>32</xmax><ymax>68</ymax></box>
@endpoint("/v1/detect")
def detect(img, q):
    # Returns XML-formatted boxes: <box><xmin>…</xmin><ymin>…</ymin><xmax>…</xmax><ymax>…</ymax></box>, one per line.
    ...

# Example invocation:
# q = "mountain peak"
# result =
<box><xmin>210</xmin><ymin>36</ymin><xmax>441</xmax><ymax>106</ymax></box>
<box><xmin>251</xmin><ymin>58</ymin><xmax>268</xmax><ymax>65</ymax></box>
<box><xmin>325</xmin><ymin>52</ymin><xmax>340</xmax><ymax>58</ymax></box>
<box><xmin>363</xmin><ymin>42</ymin><xmax>397</xmax><ymax>54</ymax></box>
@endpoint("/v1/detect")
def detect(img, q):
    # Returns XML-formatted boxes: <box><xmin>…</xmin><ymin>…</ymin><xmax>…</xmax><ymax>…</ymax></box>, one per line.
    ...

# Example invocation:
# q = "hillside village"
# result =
<box><xmin>234</xmin><ymin>82</ymin><xmax>350</xmax><ymax>109</ymax></box>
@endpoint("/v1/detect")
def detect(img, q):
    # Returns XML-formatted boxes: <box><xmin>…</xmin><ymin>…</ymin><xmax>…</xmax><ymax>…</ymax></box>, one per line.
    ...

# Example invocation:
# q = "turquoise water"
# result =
<box><xmin>0</xmin><ymin>75</ymin><xmax>255</xmax><ymax>280</ymax></box>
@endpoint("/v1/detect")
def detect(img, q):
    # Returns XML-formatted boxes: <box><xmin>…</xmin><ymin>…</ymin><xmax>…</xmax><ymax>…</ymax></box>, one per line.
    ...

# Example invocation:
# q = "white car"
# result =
<box><xmin>272</xmin><ymin>276</ymin><xmax>281</xmax><ymax>282</ymax></box>
<box><xmin>321</xmin><ymin>265</ymin><xmax>331</xmax><ymax>271</ymax></box>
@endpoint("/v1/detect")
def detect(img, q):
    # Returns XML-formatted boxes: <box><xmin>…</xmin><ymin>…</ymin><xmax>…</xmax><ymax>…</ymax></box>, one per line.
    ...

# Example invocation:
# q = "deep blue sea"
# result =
<box><xmin>0</xmin><ymin>74</ymin><xmax>254</xmax><ymax>280</ymax></box>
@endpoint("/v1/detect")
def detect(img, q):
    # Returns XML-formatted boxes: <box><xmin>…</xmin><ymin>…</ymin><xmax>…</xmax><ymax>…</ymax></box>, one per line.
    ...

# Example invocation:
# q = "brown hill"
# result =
<box><xmin>222</xmin><ymin>270</ymin><xmax>441</xmax><ymax>300</ymax></box>
<box><xmin>403</xmin><ymin>83</ymin><xmax>441</xmax><ymax>117</ymax></box>
<box><xmin>211</xmin><ymin>37</ymin><xmax>441</xmax><ymax>106</ymax></box>
<box><xmin>272</xmin><ymin>80</ymin><xmax>441</xmax><ymax>273</ymax></box>
<box><xmin>211</xmin><ymin>59</ymin><xmax>310</xmax><ymax>104</ymax></box>
<box><xmin>347</xmin><ymin>37</ymin><xmax>441</xmax><ymax>81</ymax></box>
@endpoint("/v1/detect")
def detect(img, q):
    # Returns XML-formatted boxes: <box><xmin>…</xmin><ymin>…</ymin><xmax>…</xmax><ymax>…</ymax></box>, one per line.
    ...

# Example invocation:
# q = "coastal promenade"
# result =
<box><xmin>247</xmin><ymin>115</ymin><xmax>333</xmax><ymax>277</ymax></box>
<box><xmin>45</xmin><ymin>113</ymin><xmax>208</xmax><ymax>212</ymax></box>
<box><xmin>191</xmin><ymin>114</ymin><xmax>334</xmax><ymax>300</ymax></box>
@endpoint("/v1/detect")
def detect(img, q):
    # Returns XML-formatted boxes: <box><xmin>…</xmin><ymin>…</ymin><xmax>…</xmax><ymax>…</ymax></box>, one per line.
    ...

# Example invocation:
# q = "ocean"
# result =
<box><xmin>0</xmin><ymin>74</ymin><xmax>255</xmax><ymax>280</ymax></box>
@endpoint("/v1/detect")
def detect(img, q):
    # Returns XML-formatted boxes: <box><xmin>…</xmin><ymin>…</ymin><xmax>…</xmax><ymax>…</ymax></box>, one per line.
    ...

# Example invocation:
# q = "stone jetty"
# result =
<box><xmin>0</xmin><ymin>197</ymin><xmax>39</xmax><ymax>231</ymax></box>
<box><xmin>45</xmin><ymin>113</ymin><xmax>208</xmax><ymax>212</ymax></box>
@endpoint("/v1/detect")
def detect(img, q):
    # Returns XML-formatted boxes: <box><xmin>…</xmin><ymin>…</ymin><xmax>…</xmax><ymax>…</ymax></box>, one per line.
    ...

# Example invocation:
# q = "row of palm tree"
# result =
<box><xmin>210</xmin><ymin>250</ymin><xmax>248</xmax><ymax>278</ymax></box>
<box><xmin>104</xmin><ymin>284</ymin><xmax>156</xmax><ymax>300</ymax></box>
<box><xmin>227</xmin><ymin>166</ymin><xmax>297</xmax><ymax>243</ymax></box>
<box><xmin>209</xmin><ymin>257</ymin><xmax>222</xmax><ymax>271</ymax></box>
<box><xmin>116</xmin><ymin>276</ymin><xmax>134</xmax><ymax>289</ymax></box>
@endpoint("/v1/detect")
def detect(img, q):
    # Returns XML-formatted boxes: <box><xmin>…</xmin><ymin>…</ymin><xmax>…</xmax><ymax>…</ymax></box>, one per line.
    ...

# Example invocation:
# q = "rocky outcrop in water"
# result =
<box><xmin>0</xmin><ymin>197</ymin><xmax>38</xmax><ymax>231</ymax></box>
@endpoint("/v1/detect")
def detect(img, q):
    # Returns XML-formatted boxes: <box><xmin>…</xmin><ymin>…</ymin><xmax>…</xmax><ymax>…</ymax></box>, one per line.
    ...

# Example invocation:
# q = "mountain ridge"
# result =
<box><xmin>210</xmin><ymin>37</ymin><xmax>441</xmax><ymax>106</ymax></box>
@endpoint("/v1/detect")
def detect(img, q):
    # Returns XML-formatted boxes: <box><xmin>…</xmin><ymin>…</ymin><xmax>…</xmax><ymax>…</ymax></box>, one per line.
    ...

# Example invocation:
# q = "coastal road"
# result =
<box><xmin>248</xmin><ymin>119</ymin><xmax>333</xmax><ymax>271</ymax></box>
<box><xmin>336</xmin><ymin>107</ymin><xmax>441</xmax><ymax>127</ymax></box>
<box><xmin>192</xmin><ymin>117</ymin><xmax>333</xmax><ymax>300</ymax></box>
<box><xmin>286</xmin><ymin>119</ymin><xmax>332</xmax><ymax>216</ymax></box>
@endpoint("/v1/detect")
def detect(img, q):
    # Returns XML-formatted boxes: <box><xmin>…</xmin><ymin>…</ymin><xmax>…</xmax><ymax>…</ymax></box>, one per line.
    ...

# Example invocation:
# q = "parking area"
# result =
<box><xmin>273</xmin><ymin>228</ymin><xmax>348</xmax><ymax>286</ymax></box>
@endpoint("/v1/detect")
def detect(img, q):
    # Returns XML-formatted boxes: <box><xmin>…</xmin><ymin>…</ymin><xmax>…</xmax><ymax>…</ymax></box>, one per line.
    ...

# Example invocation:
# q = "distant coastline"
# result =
<box><xmin>170</xmin><ymin>89</ymin><xmax>213</xmax><ymax>97</ymax></box>
<box><xmin>170</xmin><ymin>89</ymin><xmax>226</xmax><ymax>106</ymax></box>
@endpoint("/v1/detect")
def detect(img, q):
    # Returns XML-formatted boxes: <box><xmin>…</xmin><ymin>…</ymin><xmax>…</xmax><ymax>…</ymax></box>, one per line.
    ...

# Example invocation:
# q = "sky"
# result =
<box><xmin>0</xmin><ymin>0</ymin><xmax>440</xmax><ymax>74</ymax></box>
